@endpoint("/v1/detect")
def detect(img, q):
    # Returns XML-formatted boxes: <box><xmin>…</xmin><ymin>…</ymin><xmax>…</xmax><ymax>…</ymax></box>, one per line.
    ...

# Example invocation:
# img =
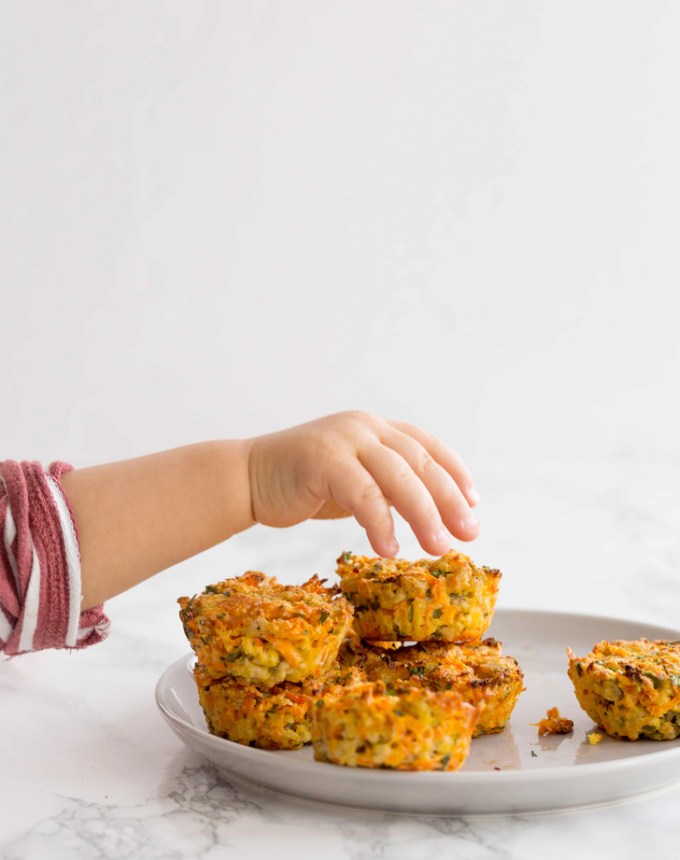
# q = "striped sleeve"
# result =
<box><xmin>0</xmin><ymin>460</ymin><xmax>109</xmax><ymax>656</ymax></box>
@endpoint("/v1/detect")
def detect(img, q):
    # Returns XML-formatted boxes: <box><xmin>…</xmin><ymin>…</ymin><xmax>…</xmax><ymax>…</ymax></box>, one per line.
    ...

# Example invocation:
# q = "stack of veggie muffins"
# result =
<box><xmin>178</xmin><ymin>571</ymin><xmax>353</xmax><ymax>750</ymax></box>
<box><xmin>178</xmin><ymin>549</ymin><xmax>525</xmax><ymax>771</ymax></box>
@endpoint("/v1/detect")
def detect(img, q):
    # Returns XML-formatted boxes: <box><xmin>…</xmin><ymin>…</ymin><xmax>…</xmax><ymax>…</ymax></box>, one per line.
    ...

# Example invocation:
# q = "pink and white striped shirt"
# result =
<box><xmin>0</xmin><ymin>460</ymin><xmax>109</xmax><ymax>656</ymax></box>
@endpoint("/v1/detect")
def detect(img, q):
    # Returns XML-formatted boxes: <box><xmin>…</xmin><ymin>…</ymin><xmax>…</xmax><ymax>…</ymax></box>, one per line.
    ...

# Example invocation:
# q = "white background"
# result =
<box><xmin>1</xmin><ymin>1</ymin><xmax>679</xmax><ymax>618</ymax></box>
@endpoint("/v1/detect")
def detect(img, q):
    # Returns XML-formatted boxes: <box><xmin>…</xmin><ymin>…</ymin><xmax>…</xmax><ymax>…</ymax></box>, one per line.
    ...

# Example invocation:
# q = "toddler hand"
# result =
<box><xmin>248</xmin><ymin>411</ymin><xmax>480</xmax><ymax>558</ymax></box>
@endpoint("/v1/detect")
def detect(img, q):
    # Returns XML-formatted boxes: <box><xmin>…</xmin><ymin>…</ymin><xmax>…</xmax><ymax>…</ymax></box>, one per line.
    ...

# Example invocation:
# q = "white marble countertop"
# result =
<box><xmin>2</xmin><ymin>456</ymin><xmax>680</xmax><ymax>859</ymax></box>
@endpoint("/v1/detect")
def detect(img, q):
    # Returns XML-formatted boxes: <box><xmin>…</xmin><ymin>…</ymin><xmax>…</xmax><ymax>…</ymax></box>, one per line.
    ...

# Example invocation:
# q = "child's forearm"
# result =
<box><xmin>61</xmin><ymin>440</ymin><xmax>254</xmax><ymax>610</ymax></box>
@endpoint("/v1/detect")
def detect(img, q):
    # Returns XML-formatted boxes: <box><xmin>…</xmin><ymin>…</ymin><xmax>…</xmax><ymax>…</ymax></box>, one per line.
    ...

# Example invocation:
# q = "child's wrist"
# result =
<box><xmin>214</xmin><ymin>438</ymin><xmax>256</xmax><ymax>535</ymax></box>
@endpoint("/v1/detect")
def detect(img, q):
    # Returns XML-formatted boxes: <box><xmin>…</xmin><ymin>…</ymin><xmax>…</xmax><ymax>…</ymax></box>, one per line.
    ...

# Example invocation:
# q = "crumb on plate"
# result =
<box><xmin>533</xmin><ymin>706</ymin><xmax>574</xmax><ymax>736</ymax></box>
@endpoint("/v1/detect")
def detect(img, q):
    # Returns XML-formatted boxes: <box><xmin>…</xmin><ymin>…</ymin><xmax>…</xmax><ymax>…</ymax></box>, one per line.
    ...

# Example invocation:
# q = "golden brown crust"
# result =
<box><xmin>337</xmin><ymin>635</ymin><xmax>523</xmax><ymax>736</ymax></box>
<box><xmin>311</xmin><ymin>680</ymin><xmax>478</xmax><ymax>770</ymax></box>
<box><xmin>336</xmin><ymin>550</ymin><xmax>500</xmax><ymax>642</ymax></box>
<box><xmin>178</xmin><ymin>572</ymin><xmax>353</xmax><ymax>687</ymax></box>
<box><xmin>567</xmin><ymin>639</ymin><xmax>680</xmax><ymax>740</ymax></box>
<box><xmin>318</xmin><ymin>662</ymin><xmax>370</xmax><ymax>689</ymax></box>
<box><xmin>194</xmin><ymin>665</ymin><xmax>322</xmax><ymax>749</ymax></box>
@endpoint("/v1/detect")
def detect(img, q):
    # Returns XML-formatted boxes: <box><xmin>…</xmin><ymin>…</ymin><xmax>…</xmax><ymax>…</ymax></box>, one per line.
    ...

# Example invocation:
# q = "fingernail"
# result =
<box><xmin>469</xmin><ymin>486</ymin><xmax>480</xmax><ymax>505</ymax></box>
<box><xmin>462</xmin><ymin>514</ymin><xmax>479</xmax><ymax>532</ymax></box>
<box><xmin>388</xmin><ymin>538</ymin><xmax>399</xmax><ymax>556</ymax></box>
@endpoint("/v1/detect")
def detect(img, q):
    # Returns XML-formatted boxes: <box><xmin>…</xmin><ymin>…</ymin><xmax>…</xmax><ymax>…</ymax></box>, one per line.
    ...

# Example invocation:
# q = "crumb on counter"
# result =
<box><xmin>533</xmin><ymin>707</ymin><xmax>574</xmax><ymax>736</ymax></box>
<box><xmin>587</xmin><ymin>731</ymin><xmax>604</xmax><ymax>745</ymax></box>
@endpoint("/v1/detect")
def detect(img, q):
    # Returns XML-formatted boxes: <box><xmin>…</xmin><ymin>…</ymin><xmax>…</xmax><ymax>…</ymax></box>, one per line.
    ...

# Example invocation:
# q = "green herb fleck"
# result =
<box><xmin>643</xmin><ymin>672</ymin><xmax>663</xmax><ymax>690</ymax></box>
<box><xmin>432</xmin><ymin>608</ymin><xmax>443</xmax><ymax>619</ymax></box>
<box><xmin>340</xmin><ymin>551</ymin><xmax>353</xmax><ymax>563</ymax></box>
<box><xmin>409</xmin><ymin>666</ymin><xmax>426</xmax><ymax>679</ymax></box>
<box><xmin>319</xmin><ymin>611</ymin><xmax>329</xmax><ymax>625</ymax></box>
<box><xmin>440</xmin><ymin>753</ymin><xmax>451</xmax><ymax>768</ymax></box>
<box><xmin>531</xmin><ymin>750</ymin><xmax>538</xmax><ymax>758</ymax></box>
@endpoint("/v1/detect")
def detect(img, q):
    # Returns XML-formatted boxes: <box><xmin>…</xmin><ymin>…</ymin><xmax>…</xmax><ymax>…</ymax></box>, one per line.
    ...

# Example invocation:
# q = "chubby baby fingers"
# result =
<box><xmin>326</xmin><ymin>460</ymin><xmax>398</xmax><ymax>558</ymax></box>
<box><xmin>358</xmin><ymin>443</ymin><xmax>455</xmax><ymax>556</ymax></box>
<box><xmin>387</xmin><ymin>419</ymin><xmax>479</xmax><ymax>507</ymax></box>
<box><xmin>379</xmin><ymin>429</ymin><xmax>479</xmax><ymax>542</ymax></box>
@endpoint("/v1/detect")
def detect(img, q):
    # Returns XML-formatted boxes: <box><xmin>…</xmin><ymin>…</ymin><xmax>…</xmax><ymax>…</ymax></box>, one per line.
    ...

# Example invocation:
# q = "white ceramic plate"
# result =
<box><xmin>156</xmin><ymin>609</ymin><xmax>680</xmax><ymax>815</ymax></box>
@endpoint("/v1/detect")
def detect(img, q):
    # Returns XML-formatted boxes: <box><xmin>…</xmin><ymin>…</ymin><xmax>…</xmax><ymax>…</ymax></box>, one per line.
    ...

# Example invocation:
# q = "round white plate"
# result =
<box><xmin>156</xmin><ymin>609</ymin><xmax>680</xmax><ymax>815</ymax></box>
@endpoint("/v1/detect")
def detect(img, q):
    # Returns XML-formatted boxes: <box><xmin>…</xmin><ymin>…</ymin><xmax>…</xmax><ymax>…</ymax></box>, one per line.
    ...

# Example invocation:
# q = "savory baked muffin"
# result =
<box><xmin>178</xmin><ymin>571</ymin><xmax>353</xmax><ymax>687</ymax></box>
<box><xmin>311</xmin><ymin>680</ymin><xmax>479</xmax><ymax>770</ymax></box>
<box><xmin>567</xmin><ymin>639</ymin><xmax>680</xmax><ymax>740</ymax></box>
<box><xmin>194</xmin><ymin>665</ymin><xmax>318</xmax><ymax>749</ymax></box>
<box><xmin>336</xmin><ymin>550</ymin><xmax>501</xmax><ymax>642</ymax></box>
<box><xmin>337</xmin><ymin>635</ymin><xmax>523</xmax><ymax>736</ymax></box>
